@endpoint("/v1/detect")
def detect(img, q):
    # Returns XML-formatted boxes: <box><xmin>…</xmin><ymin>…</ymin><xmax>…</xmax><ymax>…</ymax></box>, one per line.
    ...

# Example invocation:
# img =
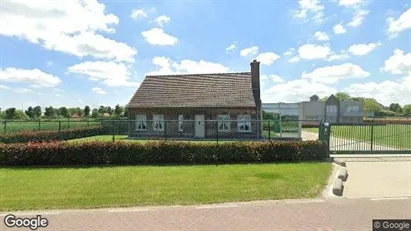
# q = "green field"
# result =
<box><xmin>304</xmin><ymin>124</ymin><xmax>411</xmax><ymax>149</ymax></box>
<box><xmin>1</xmin><ymin>121</ymin><xmax>101</xmax><ymax>133</ymax></box>
<box><xmin>69</xmin><ymin>135</ymin><xmax>257</xmax><ymax>143</ymax></box>
<box><xmin>0</xmin><ymin>163</ymin><xmax>331</xmax><ymax>211</ymax></box>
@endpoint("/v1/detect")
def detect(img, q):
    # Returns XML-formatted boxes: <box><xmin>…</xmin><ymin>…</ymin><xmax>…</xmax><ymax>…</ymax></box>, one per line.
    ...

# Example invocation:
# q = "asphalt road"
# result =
<box><xmin>1</xmin><ymin>197</ymin><xmax>410</xmax><ymax>231</ymax></box>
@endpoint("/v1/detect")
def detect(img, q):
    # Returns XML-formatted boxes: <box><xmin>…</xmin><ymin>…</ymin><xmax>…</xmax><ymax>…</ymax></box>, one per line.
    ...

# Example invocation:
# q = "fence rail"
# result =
<box><xmin>1</xmin><ymin>119</ymin><xmax>320</xmax><ymax>142</ymax></box>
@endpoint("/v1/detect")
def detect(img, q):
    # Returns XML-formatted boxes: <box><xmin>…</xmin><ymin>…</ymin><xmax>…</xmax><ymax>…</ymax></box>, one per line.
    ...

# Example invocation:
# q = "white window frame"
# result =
<box><xmin>153</xmin><ymin>114</ymin><xmax>165</xmax><ymax>131</ymax></box>
<box><xmin>237</xmin><ymin>114</ymin><xmax>251</xmax><ymax>132</ymax></box>
<box><xmin>347</xmin><ymin>105</ymin><xmax>360</xmax><ymax>112</ymax></box>
<box><xmin>217</xmin><ymin>114</ymin><xmax>230</xmax><ymax>132</ymax></box>
<box><xmin>135</xmin><ymin>115</ymin><xmax>147</xmax><ymax>131</ymax></box>
<box><xmin>178</xmin><ymin>114</ymin><xmax>184</xmax><ymax>132</ymax></box>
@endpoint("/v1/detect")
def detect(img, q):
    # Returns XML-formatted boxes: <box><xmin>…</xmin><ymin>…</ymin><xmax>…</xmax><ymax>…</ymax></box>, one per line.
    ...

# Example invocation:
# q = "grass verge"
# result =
<box><xmin>0</xmin><ymin>163</ymin><xmax>331</xmax><ymax>211</ymax></box>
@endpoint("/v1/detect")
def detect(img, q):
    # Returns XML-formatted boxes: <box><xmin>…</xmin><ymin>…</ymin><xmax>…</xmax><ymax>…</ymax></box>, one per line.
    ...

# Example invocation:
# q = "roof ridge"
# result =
<box><xmin>146</xmin><ymin>72</ymin><xmax>251</xmax><ymax>77</ymax></box>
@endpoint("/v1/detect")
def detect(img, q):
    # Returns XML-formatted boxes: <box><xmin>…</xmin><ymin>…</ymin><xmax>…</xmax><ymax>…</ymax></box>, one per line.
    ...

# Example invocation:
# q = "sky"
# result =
<box><xmin>0</xmin><ymin>0</ymin><xmax>410</xmax><ymax>110</ymax></box>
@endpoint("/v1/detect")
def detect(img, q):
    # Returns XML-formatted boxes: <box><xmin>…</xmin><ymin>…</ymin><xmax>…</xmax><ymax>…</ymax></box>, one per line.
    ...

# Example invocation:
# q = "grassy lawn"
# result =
<box><xmin>0</xmin><ymin>163</ymin><xmax>331</xmax><ymax>211</ymax></box>
<box><xmin>304</xmin><ymin>125</ymin><xmax>411</xmax><ymax>149</ymax></box>
<box><xmin>2</xmin><ymin>121</ymin><xmax>101</xmax><ymax>133</ymax></box>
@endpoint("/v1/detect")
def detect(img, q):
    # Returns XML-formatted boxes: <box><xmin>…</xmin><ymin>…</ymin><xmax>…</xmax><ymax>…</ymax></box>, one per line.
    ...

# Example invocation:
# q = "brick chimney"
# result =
<box><xmin>250</xmin><ymin>59</ymin><xmax>261</xmax><ymax>107</ymax></box>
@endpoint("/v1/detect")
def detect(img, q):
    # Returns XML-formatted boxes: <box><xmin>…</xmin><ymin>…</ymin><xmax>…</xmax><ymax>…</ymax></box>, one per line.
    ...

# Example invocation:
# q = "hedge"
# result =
<box><xmin>0</xmin><ymin>140</ymin><xmax>329</xmax><ymax>166</ymax></box>
<box><xmin>0</xmin><ymin>126</ymin><xmax>105</xmax><ymax>144</ymax></box>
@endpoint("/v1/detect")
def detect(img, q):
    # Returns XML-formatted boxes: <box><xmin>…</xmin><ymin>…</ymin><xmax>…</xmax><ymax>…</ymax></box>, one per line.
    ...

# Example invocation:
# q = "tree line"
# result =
<box><xmin>309</xmin><ymin>92</ymin><xmax>411</xmax><ymax>116</ymax></box>
<box><xmin>0</xmin><ymin>105</ymin><xmax>129</xmax><ymax>120</ymax></box>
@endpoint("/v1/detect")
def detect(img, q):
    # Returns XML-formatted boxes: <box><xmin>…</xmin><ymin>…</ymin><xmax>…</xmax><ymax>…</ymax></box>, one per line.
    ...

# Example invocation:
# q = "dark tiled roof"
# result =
<box><xmin>127</xmin><ymin>72</ymin><xmax>256</xmax><ymax>108</ymax></box>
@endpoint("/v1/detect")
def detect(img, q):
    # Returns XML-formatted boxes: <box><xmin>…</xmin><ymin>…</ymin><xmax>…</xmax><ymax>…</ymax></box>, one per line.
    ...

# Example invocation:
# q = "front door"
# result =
<box><xmin>195</xmin><ymin>115</ymin><xmax>205</xmax><ymax>138</ymax></box>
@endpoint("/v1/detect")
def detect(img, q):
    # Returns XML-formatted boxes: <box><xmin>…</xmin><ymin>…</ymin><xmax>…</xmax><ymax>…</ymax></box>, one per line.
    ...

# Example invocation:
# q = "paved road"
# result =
<box><xmin>1</xmin><ymin>198</ymin><xmax>410</xmax><ymax>231</ymax></box>
<box><xmin>301</xmin><ymin>131</ymin><xmax>405</xmax><ymax>151</ymax></box>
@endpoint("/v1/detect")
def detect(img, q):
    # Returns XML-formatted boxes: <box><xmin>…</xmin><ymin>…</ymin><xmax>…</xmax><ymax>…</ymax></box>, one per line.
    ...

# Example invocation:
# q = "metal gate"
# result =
<box><xmin>320</xmin><ymin>122</ymin><xmax>411</xmax><ymax>154</ymax></box>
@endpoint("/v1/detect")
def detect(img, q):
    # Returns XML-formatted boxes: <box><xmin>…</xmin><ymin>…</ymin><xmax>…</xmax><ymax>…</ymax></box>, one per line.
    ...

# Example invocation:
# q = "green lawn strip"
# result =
<box><xmin>0</xmin><ymin>163</ymin><xmax>331</xmax><ymax>211</ymax></box>
<box><xmin>68</xmin><ymin>135</ymin><xmax>259</xmax><ymax>143</ymax></box>
<box><xmin>303</xmin><ymin>125</ymin><xmax>411</xmax><ymax>149</ymax></box>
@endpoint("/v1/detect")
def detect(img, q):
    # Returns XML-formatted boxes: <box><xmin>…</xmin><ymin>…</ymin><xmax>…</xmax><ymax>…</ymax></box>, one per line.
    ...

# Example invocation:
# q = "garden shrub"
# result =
<box><xmin>0</xmin><ymin>140</ymin><xmax>329</xmax><ymax>166</ymax></box>
<box><xmin>0</xmin><ymin>126</ymin><xmax>106</xmax><ymax>144</ymax></box>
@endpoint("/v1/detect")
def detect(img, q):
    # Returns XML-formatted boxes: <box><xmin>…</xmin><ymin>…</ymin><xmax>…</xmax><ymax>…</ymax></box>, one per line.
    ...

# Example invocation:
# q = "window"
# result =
<box><xmin>178</xmin><ymin>115</ymin><xmax>184</xmax><ymax>132</ymax></box>
<box><xmin>153</xmin><ymin>115</ymin><xmax>165</xmax><ymax>131</ymax></box>
<box><xmin>326</xmin><ymin>105</ymin><xmax>337</xmax><ymax>114</ymax></box>
<box><xmin>217</xmin><ymin>114</ymin><xmax>230</xmax><ymax>132</ymax></box>
<box><xmin>347</xmin><ymin>105</ymin><xmax>360</xmax><ymax>112</ymax></box>
<box><xmin>135</xmin><ymin>115</ymin><xmax>147</xmax><ymax>131</ymax></box>
<box><xmin>237</xmin><ymin>114</ymin><xmax>251</xmax><ymax>132</ymax></box>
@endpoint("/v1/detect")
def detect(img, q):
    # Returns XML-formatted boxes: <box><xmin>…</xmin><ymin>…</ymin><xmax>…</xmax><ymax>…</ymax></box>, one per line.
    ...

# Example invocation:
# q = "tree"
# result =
<box><xmin>309</xmin><ymin>95</ymin><xmax>319</xmax><ymax>102</ymax></box>
<box><xmin>335</xmin><ymin>92</ymin><xmax>351</xmax><ymax>101</ymax></box>
<box><xmin>388</xmin><ymin>103</ymin><xmax>402</xmax><ymax>113</ymax></box>
<box><xmin>33</xmin><ymin>106</ymin><xmax>42</xmax><ymax>118</ymax></box>
<box><xmin>107</xmin><ymin>106</ymin><xmax>113</xmax><ymax>115</ymax></box>
<box><xmin>262</xmin><ymin>110</ymin><xmax>278</xmax><ymax>120</ymax></box>
<box><xmin>114</xmin><ymin>104</ymin><xmax>124</xmax><ymax>117</ymax></box>
<box><xmin>84</xmin><ymin>106</ymin><xmax>90</xmax><ymax>117</ymax></box>
<box><xmin>91</xmin><ymin>109</ymin><xmax>100</xmax><ymax>118</ymax></box>
<box><xmin>44</xmin><ymin>106</ymin><xmax>56</xmax><ymax>118</ymax></box>
<box><xmin>25</xmin><ymin>106</ymin><xmax>35</xmax><ymax>118</ymax></box>
<box><xmin>5</xmin><ymin>108</ymin><xmax>17</xmax><ymax>119</ymax></box>
<box><xmin>98</xmin><ymin>106</ymin><xmax>105</xmax><ymax>114</ymax></box>
<box><xmin>403</xmin><ymin>105</ymin><xmax>411</xmax><ymax>115</ymax></box>
<box><xmin>14</xmin><ymin>110</ymin><xmax>29</xmax><ymax>120</ymax></box>
<box><xmin>123</xmin><ymin>107</ymin><xmax>129</xmax><ymax>118</ymax></box>
<box><xmin>364</xmin><ymin>99</ymin><xmax>383</xmax><ymax>114</ymax></box>
<box><xmin>58</xmin><ymin>107</ymin><xmax>70</xmax><ymax>118</ymax></box>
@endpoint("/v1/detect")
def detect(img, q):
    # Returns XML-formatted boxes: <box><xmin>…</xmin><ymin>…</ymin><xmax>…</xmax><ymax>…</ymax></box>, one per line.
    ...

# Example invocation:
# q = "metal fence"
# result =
<box><xmin>1</xmin><ymin>119</ymin><xmax>320</xmax><ymax>142</ymax></box>
<box><xmin>1</xmin><ymin>119</ymin><xmax>101</xmax><ymax>134</ymax></box>
<box><xmin>328</xmin><ymin>122</ymin><xmax>411</xmax><ymax>154</ymax></box>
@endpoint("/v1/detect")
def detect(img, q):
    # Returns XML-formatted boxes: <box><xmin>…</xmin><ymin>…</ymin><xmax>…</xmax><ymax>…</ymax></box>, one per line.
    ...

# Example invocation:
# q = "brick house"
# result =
<box><xmin>126</xmin><ymin>60</ymin><xmax>263</xmax><ymax>139</ymax></box>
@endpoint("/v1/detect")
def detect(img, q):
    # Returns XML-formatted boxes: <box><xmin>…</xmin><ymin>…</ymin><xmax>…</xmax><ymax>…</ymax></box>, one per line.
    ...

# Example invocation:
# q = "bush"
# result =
<box><xmin>0</xmin><ymin>126</ymin><xmax>106</xmax><ymax>144</ymax></box>
<box><xmin>0</xmin><ymin>140</ymin><xmax>329</xmax><ymax>166</ymax></box>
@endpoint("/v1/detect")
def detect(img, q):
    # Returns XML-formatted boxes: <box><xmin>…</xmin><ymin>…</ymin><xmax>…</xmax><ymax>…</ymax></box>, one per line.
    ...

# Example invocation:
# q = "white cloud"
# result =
<box><xmin>298</xmin><ymin>44</ymin><xmax>331</xmax><ymax>60</ymax></box>
<box><xmin>288</xmin><ymin>56</ymin><xmax>300</xmax><ymax>63</ymax></box>
<box><xmin>130</xmin><ymin>9</ymin><xmax>148</xmax><ymax>19</ymax></box>
<box><xmin>382</xmin><ymin>49</ymin><xmax>411</xmax><ymax>75</ymax></box>
<box><xmin>0</xmin><ymin>85</ymin><xmax>10</xmax><ymax>90</ymax></box>
<box><xmin>347</xmin><ymin>10</ymin><xmax>369</xmax><ymax>27</ymax></box>
<box><xmin>226</xmin><ymin>42</ymin><xmax>237</xmax><ymax>52</ymax></box>
<box><xmin>67</xmin><ymin>61</ymin><xmax>139</xmax><ymax>87</ymax></box>
<box><xmin>327</xmin><ymin>52</ymin><xmax>349</xmax><ymax>61</ymax></box>
<box><xmin>338</xmin><ymin>0</ymin><xmax>366</xmax><ymax>8</ymax></box>
<box><xmin>148</xmin><ymin>57</ymin><xmax>230</xmax><ymax>75</ymax></box>
<box><xmin>0</xmin><ymin>68</ymin><xmax>61</xmax><ymax>87</ymax></box>
<box><xmin>387</xmin><ymin>8</ymin><xmax>411</xmax><ymax>38</ymax></box>
<box><xmin>154</xmin><ymin>15</ymin><xmax>171</xmax><ymax>27</ymax></box>
<box><xmin>270</xmin><ymin>74</ymin><xmax>286</xmax><ymax>83</ymax></box>
<box><xmin>14</xmin><ymin>88</ymin><xmax>34</xmax><ymax>94</ymax></box>
<box><xmin>240</xmin><ymin>46</ymin><xmax>259</xmax><ymax>56</ymax></box>
<box><xmin>141</xmin><ymin>28</ymin><xmax>178</xmax><ymax>46</ymax></box>
<box><xmin>46</xmin><ymin>61</ymin><xmax>53</xmax><ymax>66</ymax></box>
<box><xmin>255</xmin><ymin>52</ymin><xmax>280</xmax><ymax>65</ymax></box>
<box><xmin>344</xmin><ymin>75</ymin><xmax>411</xmax><ymax>106</ymax></box>
<box><xmin>314</xmin><ymin>31</ymin><xmax>330</xmax><ymax>41</ymax></box>
<box><xmin>333</xmin><ymin>24</ymin><xmax>347</xmax><ymax>34</ymax></box>
<box><xmin>293</xmin><ymin>0</ymin><xmax>325</xmax><ymax>23</ymax></box>
<box><xmin>284</xmin><ymin>48</ymin><xmax>295</xmax><ymax>56</ymax></box>
<box><xmin>302</xmin><ymin>63</ymin><xmax>370</xmax><ymax>84</ymax></box>
<box><xmin>348</xmin><ymin>42</ymin><xmax>381</xmax><ymax>56</ymax></box>
<box><xmin>263</xmin><ymin>79</ymin><xmax>336</xmax><ymax>103</ymax></box>
<box><xmin>0</xmin><ymin>0</ymin><xmax>137</xmax><ymax>63</ymax></box>
<box><xmin>92</xmin><ymin>87</ymin><xmax>107</xmax><ymax>95</ymax></box>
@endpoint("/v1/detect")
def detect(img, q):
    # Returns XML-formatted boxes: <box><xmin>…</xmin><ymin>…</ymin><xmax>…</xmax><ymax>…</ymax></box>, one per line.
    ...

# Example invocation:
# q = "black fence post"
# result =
<box><xmin>87</xmin><ymin>118</ymin><xmax>90</xmax><ymax>127</ymax></box>
<box><xmin>216</xmin><ymin>121</ymin><xmax>219</xmax><ymax>144</ymax></box>
<box><xmin>3</xmin><ymin>120</ymin><xmax>6</xmax><ymax>134</ymax></box>
<box><xmin>38</xmin><ymin>119</ymin><xmax>41</xmax><ymax>131</ymax></box>
<box><xmin>112</xmin><ymin>120</ymin><xmax>115</xmax><ymax>142</ymax></box>
<box><xmin>370</xmin><ymin>124</ymin><xmax>374</xmax><ymax>151</ymax></box>
<box><xmin>68</xmin><ymin>118</ymin><xmax>70</xmax><ymax>129</ymax></box>
<box><xmin>58</xmin><ymin>121</ymin><xmax>61</xmax><ymax>134</ymax></box>
<box><xmin>268</xmin><ymin>120</ymin><xmax>271</xmax><ymax>141</ymax></box>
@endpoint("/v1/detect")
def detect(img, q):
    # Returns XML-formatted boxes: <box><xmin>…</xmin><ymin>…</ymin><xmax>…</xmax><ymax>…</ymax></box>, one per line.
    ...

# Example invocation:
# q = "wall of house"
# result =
<box><xmin>339</xmin><ymin>101</ymin><xmax>364</xmax><ymax>123</ymax></box>
<box><xmin>128</xmin><ymin>107</ymin><xmax>260</xmax><ymax>139</ymax></box>
<box><xmin>299</xmin><ymin>101</ymin><xmax>325</xmax><ymax>121</ymax></box>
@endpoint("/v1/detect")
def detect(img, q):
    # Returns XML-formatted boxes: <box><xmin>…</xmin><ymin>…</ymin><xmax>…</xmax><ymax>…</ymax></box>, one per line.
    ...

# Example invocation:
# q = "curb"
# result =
<box><xmin>332</xmin><ymin>178</ymin><xmax>344</xmax><ymax>196</ymax></box>
<box><xmin>333</xmin><ymin>158</ymin><xmax>346</xmax><ymax>167</ymax></box>
<box><xmin>337</xmin><ymin>168</ymin><xmax>348</xmax><ymax>181</ymax></box>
